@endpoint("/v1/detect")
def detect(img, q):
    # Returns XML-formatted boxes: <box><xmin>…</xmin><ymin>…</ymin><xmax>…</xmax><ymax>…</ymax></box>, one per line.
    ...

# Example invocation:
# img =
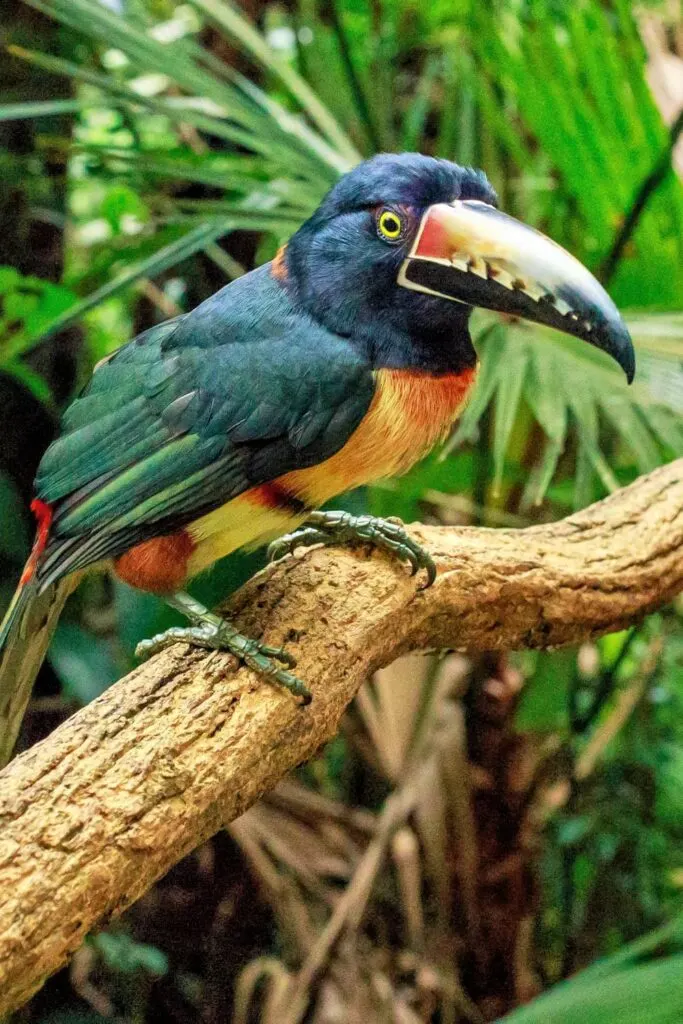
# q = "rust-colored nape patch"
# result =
<box><xmin>271</xmin><ymin>245</ymin><xmax>289</xmax><ymax>283</ymax></box>
<box><xmin>114</xmin><ymin>531</ymin><xmax>195</xmax><ymax>595</ymax></box>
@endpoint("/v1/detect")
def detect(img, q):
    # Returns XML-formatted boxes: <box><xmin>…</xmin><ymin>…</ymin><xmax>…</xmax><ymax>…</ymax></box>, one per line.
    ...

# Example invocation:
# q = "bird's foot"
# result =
<box><xmin>135</xmin><ymin>593</ymin><xmax>311</xmax><ymax>704</ymax></box>
<box><xmin>268</xmin><ymin>510</ymin><xmax>436</xmax><ymax>588</ymax></box>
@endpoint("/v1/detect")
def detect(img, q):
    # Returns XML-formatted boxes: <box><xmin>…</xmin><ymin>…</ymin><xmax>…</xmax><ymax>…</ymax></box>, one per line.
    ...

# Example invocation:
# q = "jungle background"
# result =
<box><xmin>1</xmin><ymin>0</ymin><xmax>683</xmax><ymax>1020</ymax></box>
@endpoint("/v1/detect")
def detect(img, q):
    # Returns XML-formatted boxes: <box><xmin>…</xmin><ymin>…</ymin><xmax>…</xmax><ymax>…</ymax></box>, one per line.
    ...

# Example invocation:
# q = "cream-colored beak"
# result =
<box><xmin>398</xmin><ymin>200</ymin><xmax>635</xmax><ymax>382</ymax></box>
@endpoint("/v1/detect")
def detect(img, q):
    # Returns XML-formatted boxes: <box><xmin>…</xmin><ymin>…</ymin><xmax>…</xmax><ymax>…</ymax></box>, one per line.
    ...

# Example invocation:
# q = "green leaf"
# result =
<box><xmin>447</xmin><ymin>313</ymin><xmax>678</xmax><ymax>509</ymax></box>
<box><xmin>401</xmin><ymin>54</ymin><xmax>441</xmax><ymax>153</ymax></box>
<box><xmin>520</xmin><ymin>441</ymin><xmax>563</xmax><ymax>510</ymax></box>
<box><xmin>601</xmin><ymin>396</ymin><xmax>662</xmax><ymax>474</ymax></box>
<box><xmin>0</xmin><ymin>98</ymin><xmax>87</xmax><ymax>120</ymax></box>
<box><xmin>49</xmin><ymin>623</ymin><xmax>121</xmax><ymax>704</ymax></box>
<box><xmin>515</xmin><ymin>648</ymin><xmax>574</xmax><ymax>733</ymax></box>
<box><xmin>525</xmin><ymin>346</ymin><xmax>569</xmax><ymax>448</ymax></box>
<box><xmin>500</xmin><ymin>954</ymin><xmax>683</xmax><ymax>1023</ymax></box>
<box><xmin>1</xmin><ymin>360</ymin><xmax>53</xmax><ymax>408</ymax></box>
<box><xmin>443</xmin><ymin>324</ymin><xmax>504</xmax><ymax>453</ymax></box>
<box><xmin>491</xmin><ymin>339</ymin><xmax>528</xmax><ymax>493</ymax></box>
<box><xmin>90</xmin><ymin>931</ymin><xmax>169</xmax><ymax>977</ymax></box>
<box><xmin>191</xmin><ymin>0</ymin><xmax>360</xmax><ymax>165</ymax></box>
<box><xmin>468</xmin><ymin>1</ymin><xmax>683</xmax><ymax>307</ymax></box>
<box><xmin>13</xmin><ymin>221</ymin><xmax>235</xmax><ymax>352</ymax></box>
<box><xmin>566</xmin><ymin>385</ymin><xmax>619</xmax><ymax>494</ymax></box>
<box><xmin>0</xmin><ymin>269</ymin><xmax>77</xmax><ymax>368</ymax></box>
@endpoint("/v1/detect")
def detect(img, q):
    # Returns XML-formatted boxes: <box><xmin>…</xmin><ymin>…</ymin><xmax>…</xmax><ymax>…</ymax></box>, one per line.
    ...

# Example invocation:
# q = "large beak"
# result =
<box><xmin>398</xmin><ymin>200</ymin><xmax>635</xmax><ymax>382</ymax></box>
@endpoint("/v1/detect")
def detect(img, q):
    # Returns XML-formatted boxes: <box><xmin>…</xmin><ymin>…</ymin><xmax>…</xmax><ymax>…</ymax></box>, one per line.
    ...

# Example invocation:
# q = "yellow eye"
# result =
<box><xmin>377</xmin><ymin>208</ymin><xmax>403</xmax><ymax>241</ymax></box>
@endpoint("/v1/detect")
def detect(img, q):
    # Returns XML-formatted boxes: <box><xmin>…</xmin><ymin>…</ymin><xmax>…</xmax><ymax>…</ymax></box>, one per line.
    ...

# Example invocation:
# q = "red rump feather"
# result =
<box><xmin>20</xmin><ymin>499</ymin><xmax>54</xmax><ymax>586</ymax></box>
<box><xmin>114</xmin><ymin>531</ymin><xmax>196</xmax><ymax>594</ymax></box>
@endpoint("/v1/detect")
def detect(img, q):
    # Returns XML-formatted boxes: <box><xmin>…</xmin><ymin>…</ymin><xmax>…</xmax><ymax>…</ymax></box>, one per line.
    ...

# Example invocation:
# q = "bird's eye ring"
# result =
<box><xmin>377</xmin><ymin>208</ymin><xmax>404</xmax><ymax>242</ymax></box>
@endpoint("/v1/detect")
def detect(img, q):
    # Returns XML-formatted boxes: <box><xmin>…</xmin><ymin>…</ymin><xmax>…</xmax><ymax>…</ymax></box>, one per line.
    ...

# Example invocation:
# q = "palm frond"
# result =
<box><xmin>2</xmin><ymin>221</ymin><xmax>234</xmax><ymax>360</ymax></box>
<box><xmin>191</xmin><ymin>0</ymin><xmax>360</xmax><ymax>164</ymax></box>
<box><xmin>445</xmin><ymin>315</ymin><xmax>683</xmax><ymax>509</ymax></box>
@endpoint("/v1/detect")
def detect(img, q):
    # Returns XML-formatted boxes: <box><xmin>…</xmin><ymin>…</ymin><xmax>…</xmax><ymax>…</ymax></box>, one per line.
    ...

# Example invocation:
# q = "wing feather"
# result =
<box><xmin>34</xmin><ymin>268</ymin><xmax>375</xmax><ymax>588</ymax></box>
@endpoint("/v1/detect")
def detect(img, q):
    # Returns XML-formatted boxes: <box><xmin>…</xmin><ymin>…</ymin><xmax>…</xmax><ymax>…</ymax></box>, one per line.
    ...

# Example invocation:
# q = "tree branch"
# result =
<box><xmin>1</xmin><ymin>459</ymin><xmax>683</xmax><ymax>1013</ymax></box>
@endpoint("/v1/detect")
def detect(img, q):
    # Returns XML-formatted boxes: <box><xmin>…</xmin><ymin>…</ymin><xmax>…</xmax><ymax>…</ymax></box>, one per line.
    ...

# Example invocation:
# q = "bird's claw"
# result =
<box><xmin>257</xmin><ymin>643</ymin><xmax>298</xmax><ymax>668</ymax></box>
<box><xmin>269</xmin><ymin>511</ymin><xmax>436</xmax><ymax>588</ymax></box>
<box><xmin>267</xmin><ymin>527</ymin><xmax>330</xmax><ymax>564</ymax></box>
<box><xmin>135</xmin><ymin>621</ymin><xmax>308</xmax><ymax>703</ymax></box>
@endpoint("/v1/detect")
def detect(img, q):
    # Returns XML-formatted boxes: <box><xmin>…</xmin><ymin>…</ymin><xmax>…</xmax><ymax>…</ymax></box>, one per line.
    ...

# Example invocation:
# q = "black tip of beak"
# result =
<box><xmin>595</xmin><ymin>319</ymin><xmax>635</xmax><ymax>384</ymax></box>
<box><xmin>520</xmin><ymin>280</ymin><xmax>636</xmax><ymax>383</ymax></box>
<box><xmin>560</xmin><ymin>296</ymin><xmax>635</xmax><ymax>383</ymax></box>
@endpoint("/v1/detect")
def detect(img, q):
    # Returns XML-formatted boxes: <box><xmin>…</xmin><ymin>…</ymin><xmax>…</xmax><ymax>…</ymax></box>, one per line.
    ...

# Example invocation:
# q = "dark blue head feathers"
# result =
<box><xmin>284</xmin><ymin>153</ymin><xmax>494</xmax><ymax>374</ymax></box>
<box><xmin>313</xmin><ymin>153</ymin><xmax>496</xmax><ymax>222</ymax></box>
<box><xmin>280</xmin><ymin>153</ymin><xmax>634</xmax><ymax>384</ymax></box>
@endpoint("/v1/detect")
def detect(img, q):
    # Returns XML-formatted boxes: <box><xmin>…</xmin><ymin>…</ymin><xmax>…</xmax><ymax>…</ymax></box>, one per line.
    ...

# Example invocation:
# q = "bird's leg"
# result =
<box><xmin>268</xmin><ymin>510</ymin><xmax>436</xmax><ymax>588</ymax></box>
<box><xmin>135</xmin><ymin>591</ymin><xmax>311</xmax><ymax>704</ymax></box>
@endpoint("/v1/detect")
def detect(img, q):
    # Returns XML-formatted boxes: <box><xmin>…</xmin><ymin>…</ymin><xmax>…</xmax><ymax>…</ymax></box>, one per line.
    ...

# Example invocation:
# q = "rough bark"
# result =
<box><xmin>1</xmin><ymin>459</ymin><xmax>682</xmax><ymax>1012</ymax></box>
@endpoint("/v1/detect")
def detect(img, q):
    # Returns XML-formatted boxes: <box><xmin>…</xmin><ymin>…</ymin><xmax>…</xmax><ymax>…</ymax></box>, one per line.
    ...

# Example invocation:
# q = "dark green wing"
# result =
<box><xmin>35</xmin><ymin>268</ymin><xmax>375</xmax><ymax>586</ymax></box>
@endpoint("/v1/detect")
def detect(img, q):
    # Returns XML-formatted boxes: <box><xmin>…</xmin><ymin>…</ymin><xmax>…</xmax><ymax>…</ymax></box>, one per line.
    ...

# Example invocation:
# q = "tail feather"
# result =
<box><xmin>0</xmin><ymin>575</ymin><xmax>73</xmax><ymax>767</ymax></box>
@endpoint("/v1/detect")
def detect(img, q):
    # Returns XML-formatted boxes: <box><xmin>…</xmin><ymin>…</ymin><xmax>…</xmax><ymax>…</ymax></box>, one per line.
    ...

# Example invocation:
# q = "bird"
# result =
<box><xmin>0</xmin><ymin>152</ymin><xmax>635</xmax><ymax>764</ymax></box>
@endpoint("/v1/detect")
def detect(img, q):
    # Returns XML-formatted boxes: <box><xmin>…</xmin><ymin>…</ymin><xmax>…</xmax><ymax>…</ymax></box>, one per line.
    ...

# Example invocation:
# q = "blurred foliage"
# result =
<box><xmin>1</xmin><ymin>0</ymin><xmax>683</xmax><ymax>1021</ymax></box>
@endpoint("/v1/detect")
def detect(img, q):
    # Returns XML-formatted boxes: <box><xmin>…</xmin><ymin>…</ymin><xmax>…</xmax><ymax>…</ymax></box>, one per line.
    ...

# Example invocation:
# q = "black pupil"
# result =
<box><xmin>384</xmin><ymin>214</ymin><xmax>399</xmax><ymax>233</ymax></box>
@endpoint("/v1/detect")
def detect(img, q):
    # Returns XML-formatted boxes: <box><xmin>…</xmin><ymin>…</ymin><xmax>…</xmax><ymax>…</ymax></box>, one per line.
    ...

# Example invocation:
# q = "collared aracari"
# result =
<box><xmin>0</xmin><ymin>153</ymin><xmax>634</xmax><ymax>764</ymax></box>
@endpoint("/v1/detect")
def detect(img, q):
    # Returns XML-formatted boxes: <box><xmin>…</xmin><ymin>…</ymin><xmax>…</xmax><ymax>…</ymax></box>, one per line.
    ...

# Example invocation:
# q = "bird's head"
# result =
<box><xmin>285</xmin><ymin>153</ymin><xmax>634</xmax><ymax>381</ymax></box>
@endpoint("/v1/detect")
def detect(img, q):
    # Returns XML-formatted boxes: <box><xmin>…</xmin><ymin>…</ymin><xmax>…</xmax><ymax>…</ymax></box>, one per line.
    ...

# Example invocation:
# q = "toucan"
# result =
<box><xmin>0</xmin><ymin>153</ymin><xmax>635</xmax><ymax>764</ymax></box>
